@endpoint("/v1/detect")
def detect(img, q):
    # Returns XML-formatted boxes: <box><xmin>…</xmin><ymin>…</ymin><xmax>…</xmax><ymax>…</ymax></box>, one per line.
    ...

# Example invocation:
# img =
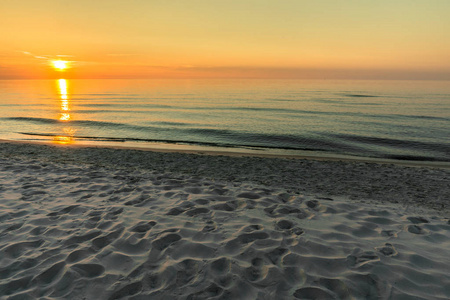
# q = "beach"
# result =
<box><xmin>0</xmin><ymin>141</ymin><xmax>449</xmax><ymax>299</ymax></box>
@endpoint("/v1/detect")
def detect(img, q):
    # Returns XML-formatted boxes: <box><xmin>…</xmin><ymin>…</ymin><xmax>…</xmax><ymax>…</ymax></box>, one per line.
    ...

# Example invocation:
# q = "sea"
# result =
<box><xmin>1</xmin><ymin>79</ymin><xmax>449</xmax><ymax>163</ymax></box>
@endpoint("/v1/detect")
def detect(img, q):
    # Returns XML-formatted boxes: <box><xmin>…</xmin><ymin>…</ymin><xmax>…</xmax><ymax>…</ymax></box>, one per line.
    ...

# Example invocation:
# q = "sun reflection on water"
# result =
<box><xmin>59</xmin><ymin>113</ymin><xmax>71</xmax><ymax>121</ymax></box>
<box><xmin>57</xmin><ymin>79</ymin><xmax>70</xmax><ymax>121</ymax></box>
<box><xmin>54</xmin><ymin>79</ymin><xmax>76</xmax><ymax>144</ymax></box>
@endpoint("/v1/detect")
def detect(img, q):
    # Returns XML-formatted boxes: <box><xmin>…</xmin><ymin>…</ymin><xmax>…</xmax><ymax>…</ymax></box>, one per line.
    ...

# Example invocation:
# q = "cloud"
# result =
<box><xmin>20</xmin><ymin>50</ymin><xmax>49</xmax><ymax>60</ymax></box>
<box><xmin>20</xmin><ymin>51</ymin><xmax>75</xmax><ymax>63</ymax></box>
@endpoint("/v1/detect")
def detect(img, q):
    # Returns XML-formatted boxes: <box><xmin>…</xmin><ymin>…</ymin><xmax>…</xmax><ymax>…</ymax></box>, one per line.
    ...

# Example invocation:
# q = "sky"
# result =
<box><xmin>1</xmin><ymin>0</ymin><xmax>450</xmax><ymax>79</ymax></box>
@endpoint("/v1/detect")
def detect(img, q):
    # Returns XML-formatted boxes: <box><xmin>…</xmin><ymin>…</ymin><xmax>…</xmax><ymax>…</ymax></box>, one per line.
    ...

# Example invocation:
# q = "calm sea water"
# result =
<box><xmin>1</xmin><ymin>79</ymin><xmax>449</xmax><ymax>162</ymax></box>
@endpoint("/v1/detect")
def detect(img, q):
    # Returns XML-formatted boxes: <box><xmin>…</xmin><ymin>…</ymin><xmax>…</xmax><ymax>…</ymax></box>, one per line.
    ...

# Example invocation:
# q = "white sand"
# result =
<box><xmin>0</xmin><ymin>141</ymin><xmax>449</xmax><ymax>299</ymax></box>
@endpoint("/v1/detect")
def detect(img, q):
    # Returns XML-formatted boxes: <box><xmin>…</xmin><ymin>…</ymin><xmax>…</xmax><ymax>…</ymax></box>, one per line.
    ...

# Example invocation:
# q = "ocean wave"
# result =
<box><xmin>330</xmin><ymin>133</ymin><xmax>450</xmax><ymax>160</ymax></box>
<box><xmin>17</xmin><ymin>126</ymin><xmax>450</xmax><ymax>162</ymax></box>
<box><xmin>334</xmin><ymin>133</ymin><xmax>450</xmax><ymax>147</ymax></box>
<box><xmin>17</xmin><ymin>129</ymin><xmax>365</xmax><ymax>154</ymax></box>
<box><xmin>344</xmin><ymin>94</ymin><xmax>380</xmax><ymax>98</ymax></box>
<box><xmin>5</xmin><ymin>117</ymin><xmax>60</xmax><ymax>124</ymax></box>
<box><xmin>152</xmin><ymin>121</ymin><xmax>196</xmax><ymax>127</ymax></box>
<box><xmin>3</xmin><ymin>117</ymin><xmax>156</xmax><ymax>131</ymax></box>
<box><xmin>78</xmin><ymin>103</ymin><xmax>174</xmax><ymax>109</ymax></box>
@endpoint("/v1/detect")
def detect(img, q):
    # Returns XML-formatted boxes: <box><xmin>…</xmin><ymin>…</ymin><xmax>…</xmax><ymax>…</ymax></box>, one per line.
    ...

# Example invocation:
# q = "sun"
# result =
<box><xmin>52</xmin><ymin>60</ymin><xmax>69</xmax><ymax>71</ymax></box>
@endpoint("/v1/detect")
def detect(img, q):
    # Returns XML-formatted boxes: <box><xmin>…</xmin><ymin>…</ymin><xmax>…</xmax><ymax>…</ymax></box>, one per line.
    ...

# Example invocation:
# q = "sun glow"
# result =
<box><xmin>52</xmin><ymin>60</ymin><xmax>69</xmax><ymax>71</ymax></box>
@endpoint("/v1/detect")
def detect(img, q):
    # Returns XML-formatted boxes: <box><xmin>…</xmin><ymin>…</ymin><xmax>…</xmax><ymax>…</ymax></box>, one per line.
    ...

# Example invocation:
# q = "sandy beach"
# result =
<box><xmin>0</xmin><ymin>141</ymin><xmax>449</xmax><ymax>299</ymax></box>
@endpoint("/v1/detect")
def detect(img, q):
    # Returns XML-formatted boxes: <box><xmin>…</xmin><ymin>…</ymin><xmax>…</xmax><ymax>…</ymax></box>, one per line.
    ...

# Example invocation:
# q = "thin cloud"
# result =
<box><xmin>20</xmin><ymin>51</ymin><xmax>75</xmax><ymax>63</ymax></box>
<box><xmin>20</xmin><ymin>51</ymin><xmax>50</xmax><ymax>60</ymax></box>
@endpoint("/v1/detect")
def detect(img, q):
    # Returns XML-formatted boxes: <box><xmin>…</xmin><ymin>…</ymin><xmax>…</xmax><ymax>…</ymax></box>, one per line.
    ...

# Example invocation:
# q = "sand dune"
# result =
<box><xmin>0</xmin><ymin>142</ymin><xmax>449</xmax><ymax>299</ymax></box>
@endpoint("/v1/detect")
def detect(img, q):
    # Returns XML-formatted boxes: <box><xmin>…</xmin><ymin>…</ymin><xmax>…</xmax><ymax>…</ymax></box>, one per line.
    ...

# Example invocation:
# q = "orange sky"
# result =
<box><xmin>1</xmin><ymin>0</ymin><xmax>450</xmax><ymax>79</ymax></box>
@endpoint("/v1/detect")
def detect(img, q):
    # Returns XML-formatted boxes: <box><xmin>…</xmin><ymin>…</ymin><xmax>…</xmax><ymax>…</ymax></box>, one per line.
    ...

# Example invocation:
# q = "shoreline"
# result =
<box><xmin>2</xmin><ymin>138</ymin><xmax>449</xmax><ymax>170</ymax></box>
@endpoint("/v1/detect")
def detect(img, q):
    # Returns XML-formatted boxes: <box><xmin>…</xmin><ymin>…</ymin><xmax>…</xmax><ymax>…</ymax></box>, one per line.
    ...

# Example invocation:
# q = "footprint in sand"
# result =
<box><xmin>408</xmin><ymin>224</ymin><xmax>428</xmax><ymax>235</ymax></box>
<box><xmin>71</xmin><ymin>263</ymin><xmax>105</xmax><ymax>278</ymax></box>
<box><xmin>66</xmin><ymin>248</ymin><xmax>95</xmax><ymax>263</ymax></box>
<box><xmin>174</xmin><ymin>259</ymin><xmax>203</xmax><ymax>287</ymax></box>
<box><xmin>347</xmin><ymin>249</ymin><xmax>380</xmax><ymax>268</ymax></box>
<box><xmin>211</xmin><ymin>203</ymin><xmax>235</xmax><ymax>211</ymax></box>
<box><xmin>276</xmin><ymin>219</ymin><xmax>294</xmax><ymax>230</ymax></box>
<box><xmin>242</xmin><ymin>224</ymin><xmax>263</xmax><ymax>232</ymax></box>
<box><xmin>237</xmin><ymin>192</ymin><xmax>261</xmax><ymax>199</ymax></box>
<box><xmin>407</xmin><ymin>216</ymin><xmax>429</xmax><ymax>224</ymax></box>
<box><xmin>194</xmin><ymin>198</ymin><xmax>210</xmax><ymax>205</ymax></box>
<box><xmin>108</xmin><ymin>281</ymin><xmax>143</xmax><ymax>300</ymax></box>
<box><xmin>294</xmin><ymin>287</ymin><xmax>336</xmax><ymax>299</ymax></box>
<box><xmin>166</xmin><ymin>207</ymin><xmax>185</xmax><ymax>216</ymax></box>
<box><xmin>244</xmin><ymin>264</ymin><xmax>267</xmax><ymax>282</ymax></box>
<box><xmin>376</xmin><ymin>243</ymin><xmax>398</xmax><ymax>256</ymax></box>
<box><xmin>130</xmin><ymin>221</ymin><xmax>157</xmax><ymax>233</ymax></box>
<box><xmin>31</xmin><ymin>261</ymin><xmax>66</xmax><ymax>285</ymax></box>
<box><xmin>274</xmin><ymin>219</ymin><xmax>305</xmax><ymax>236</ymax></box>
<box><xmin>1</xmin><ymin>239</ymin><xmax>44</xmax><ymax>259</ymax></box>
<box><xmin>306</xmin><ymin>199</ymin><xmax>325</xmax><ymax>212</ymax></box>
<box><xmin>186</xmin><ymin>283</ymin><xmax>224</xmax><ymax>299</ymax></box>
<box><xmin>64</xmin><ymin>230</ymin><xmax>102</xmax><ymax>246</ymax></box>
<box><xmin>185</xmin><ymin>207</ymin><xmax>210</xmax><ymax>217</ymax></box>
<box><xmin>92</xmin><ymin>228</ymin><xmax>124</xmax><ymax>250</ymax></box>
<box><xmin>1</xmin><ymin>222</ymin><xmax>24</xmax><ymax>234</ymax></box>
<box><xmin>202</xmin><ymin>221</ymin><xmax>217</xmax><ymax>232</ymax></box>
<box><xmin>152</xmin><ymin>233</ymin><xmax>182</xmax><ymax>251</ymax></box>
<box><xmin>224</xmin><ymin>231</ymin><xmax>270</xmax><ymax>254</ymax></box>
<box><xmin>210</xmin><ymin>257</ymin><xmax>231</xmax><ymax>275</ymax></box>
<box><xmin>266</xmin><ymin>247</ymin><xmax>289</xmax><ymax>265</ymax></box>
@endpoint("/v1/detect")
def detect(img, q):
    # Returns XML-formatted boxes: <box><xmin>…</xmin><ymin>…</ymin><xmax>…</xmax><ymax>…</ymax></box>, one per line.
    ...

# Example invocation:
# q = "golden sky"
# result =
<box><xmin>1</xmin><ymin>0</ymin><xmax>450</xmax><ymax>79</ymax></box>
